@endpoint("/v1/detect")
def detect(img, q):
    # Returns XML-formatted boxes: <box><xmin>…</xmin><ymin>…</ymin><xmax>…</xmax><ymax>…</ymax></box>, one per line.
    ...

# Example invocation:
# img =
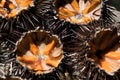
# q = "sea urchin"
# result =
<box><xmin>71</xmin><ymin>23</ymin><xmax>120</xmax><ymax>80</ymax></box>
<box><xmin>15</xmin><ymin>30</ymin><xmax>63</xmax><ymax>74</ymax></box>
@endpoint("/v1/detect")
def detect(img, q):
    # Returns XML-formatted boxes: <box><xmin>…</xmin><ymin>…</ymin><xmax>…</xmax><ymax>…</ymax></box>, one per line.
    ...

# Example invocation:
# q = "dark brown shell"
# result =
<box><xmin>0</xmin><ymin>17</ymin><xmax>77</xmax><ymax>80</ymax></box>
<box><xmin>0</xmin><ymin>0</ymin><xmax>47</xmax><ymax>38</ymax></box>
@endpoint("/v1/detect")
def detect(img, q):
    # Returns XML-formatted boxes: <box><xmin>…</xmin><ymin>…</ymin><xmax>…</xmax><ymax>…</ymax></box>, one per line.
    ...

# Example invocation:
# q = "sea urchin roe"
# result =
<box><xmin>16</xmin><ymin>30</ymin><xmax>63</xmax><ymax>74</ymax></box>
<box><xmin>57</xmin><ymin>0</ymin><xmax>101</xmax><ymax>24</ymax></box>
<box><xmin>0</xmin><ymin>0</ymin><xmax>34</xmax><ymax>19</ymax></box>
<box><xmin>100</xmin><ymin>46</ymin><xmax>120</xmax><ymax>74</ymax></box>
<box><xmin>88</xmin><ymin>29</ymin><xmax>120</xmax><ymax>75</ymax></box>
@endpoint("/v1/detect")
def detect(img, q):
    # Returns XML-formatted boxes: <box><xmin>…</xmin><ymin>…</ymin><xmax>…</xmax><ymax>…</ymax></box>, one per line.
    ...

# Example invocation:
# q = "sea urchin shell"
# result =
<box><xmin>15</xmin><ymin>30</ymin><xmax>64</xmax><ymax>74</ymax></box>
<box><xmin>71</xmin><ymin>22</ymin><xmax>120</xmax><ymax>80</ymax></box>
<box><xmin>0</xmin><ymin>19</ymin><xmax>76</xmax><ymax>80</ymax></box>
<box><xmin>0</xmin><ymin>0</ymin><xmax>45</xmax><ymax>38</ymax></box>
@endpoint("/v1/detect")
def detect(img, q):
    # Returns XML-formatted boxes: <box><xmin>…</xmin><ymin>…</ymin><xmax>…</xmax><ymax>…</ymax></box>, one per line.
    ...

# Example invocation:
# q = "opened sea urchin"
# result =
<box><xmin>0</xmin><ymin>19</ymin><xmax>76</xmax><ymax>80</ymax></box>
<box><xmin>54</xmin><ymin>0</ymin><xmax>102</xmax><ymax>24</ymax></box>
<box><xmin>71</xmin><ymin>22</ymin><xmax>120</xmax><ymax>80</ymax></box>
<box><xmin>0</xmin><ymin>0</ymin><xmax>45</xmax><ymax>38</ymax></box>
<box><xmin>16</xmin><ymin>30</ymin><xmax>63</xmax><ymax>74</ymax></box>
<box><xmin>0</xmin><ymin>0</ymin><xmax>34</xmax><ymax>19</ymax></box>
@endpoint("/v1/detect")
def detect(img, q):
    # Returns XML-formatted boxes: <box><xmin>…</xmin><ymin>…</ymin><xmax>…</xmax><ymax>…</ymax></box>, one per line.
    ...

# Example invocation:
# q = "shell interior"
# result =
<box><xmin>88</xmin><ymin>28</ymin><xmax>120</xmax><ymax>75</ymax></box>
<box><xmin>55</xmin><ymin>0</ymin><xmax>101</xmax><ymax>24</ymax></box>
<box><xmin>15</xmin><ymin>30</ymin><xmax>64</xmax><ymax>74</ymax></box>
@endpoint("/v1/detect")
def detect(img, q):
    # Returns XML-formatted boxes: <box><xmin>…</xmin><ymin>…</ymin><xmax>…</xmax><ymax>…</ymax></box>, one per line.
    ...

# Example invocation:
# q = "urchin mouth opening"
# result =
<box><xmin>87</xmin><ymin>28</ymin><xmax>120</xmax><ymax>75</ymax></box>
<box><xmin>55</xmin><ymin>0</ymin><xmax>101</xmax><ymax>24</ymax></box>
<box><xmin>15</xmin><ymin>30</ymin><xmax>63</xmax><ymax>74</ymax></box>
<box><xmin>0</xmin><ymin>0</ymin><xmax>34</xmax><ymax>19</ymax></box>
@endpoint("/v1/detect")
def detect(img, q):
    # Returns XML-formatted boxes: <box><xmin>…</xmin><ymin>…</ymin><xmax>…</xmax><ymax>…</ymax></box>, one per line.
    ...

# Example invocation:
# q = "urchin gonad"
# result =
<box><xmin>0</xmin><ymin>0</ymin><xmax>34</xmax><ymax>19</ymax></box>
<box><xmin>87</xmin><ymin>28</ymin><xmax>120</xmax><ymax>75</ymax></box>
<box><xmin>55</xmin><ymin>0</ymin><xmax>101</xmax><ymax>24</ymax></box>
<box><xmin>15</xmin><ymin>30</ymin><xmax>63</xmax><ymax>74</ymax></box>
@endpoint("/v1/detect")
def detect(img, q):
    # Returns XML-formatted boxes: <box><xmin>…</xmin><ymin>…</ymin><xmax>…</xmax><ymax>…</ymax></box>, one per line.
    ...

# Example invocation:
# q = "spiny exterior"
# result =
<box><xmin>0</xmin><ymin>18</ymin><xmax>77</xmax><ymax>80</ymax></box>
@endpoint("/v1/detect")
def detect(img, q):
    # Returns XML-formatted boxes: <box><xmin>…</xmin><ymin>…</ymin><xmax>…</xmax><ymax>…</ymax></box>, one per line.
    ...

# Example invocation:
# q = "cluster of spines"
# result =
<box><xmin>0</xmin><ymin>0</ymin><xmax>118</xmax><ymax>80</ymax></box>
